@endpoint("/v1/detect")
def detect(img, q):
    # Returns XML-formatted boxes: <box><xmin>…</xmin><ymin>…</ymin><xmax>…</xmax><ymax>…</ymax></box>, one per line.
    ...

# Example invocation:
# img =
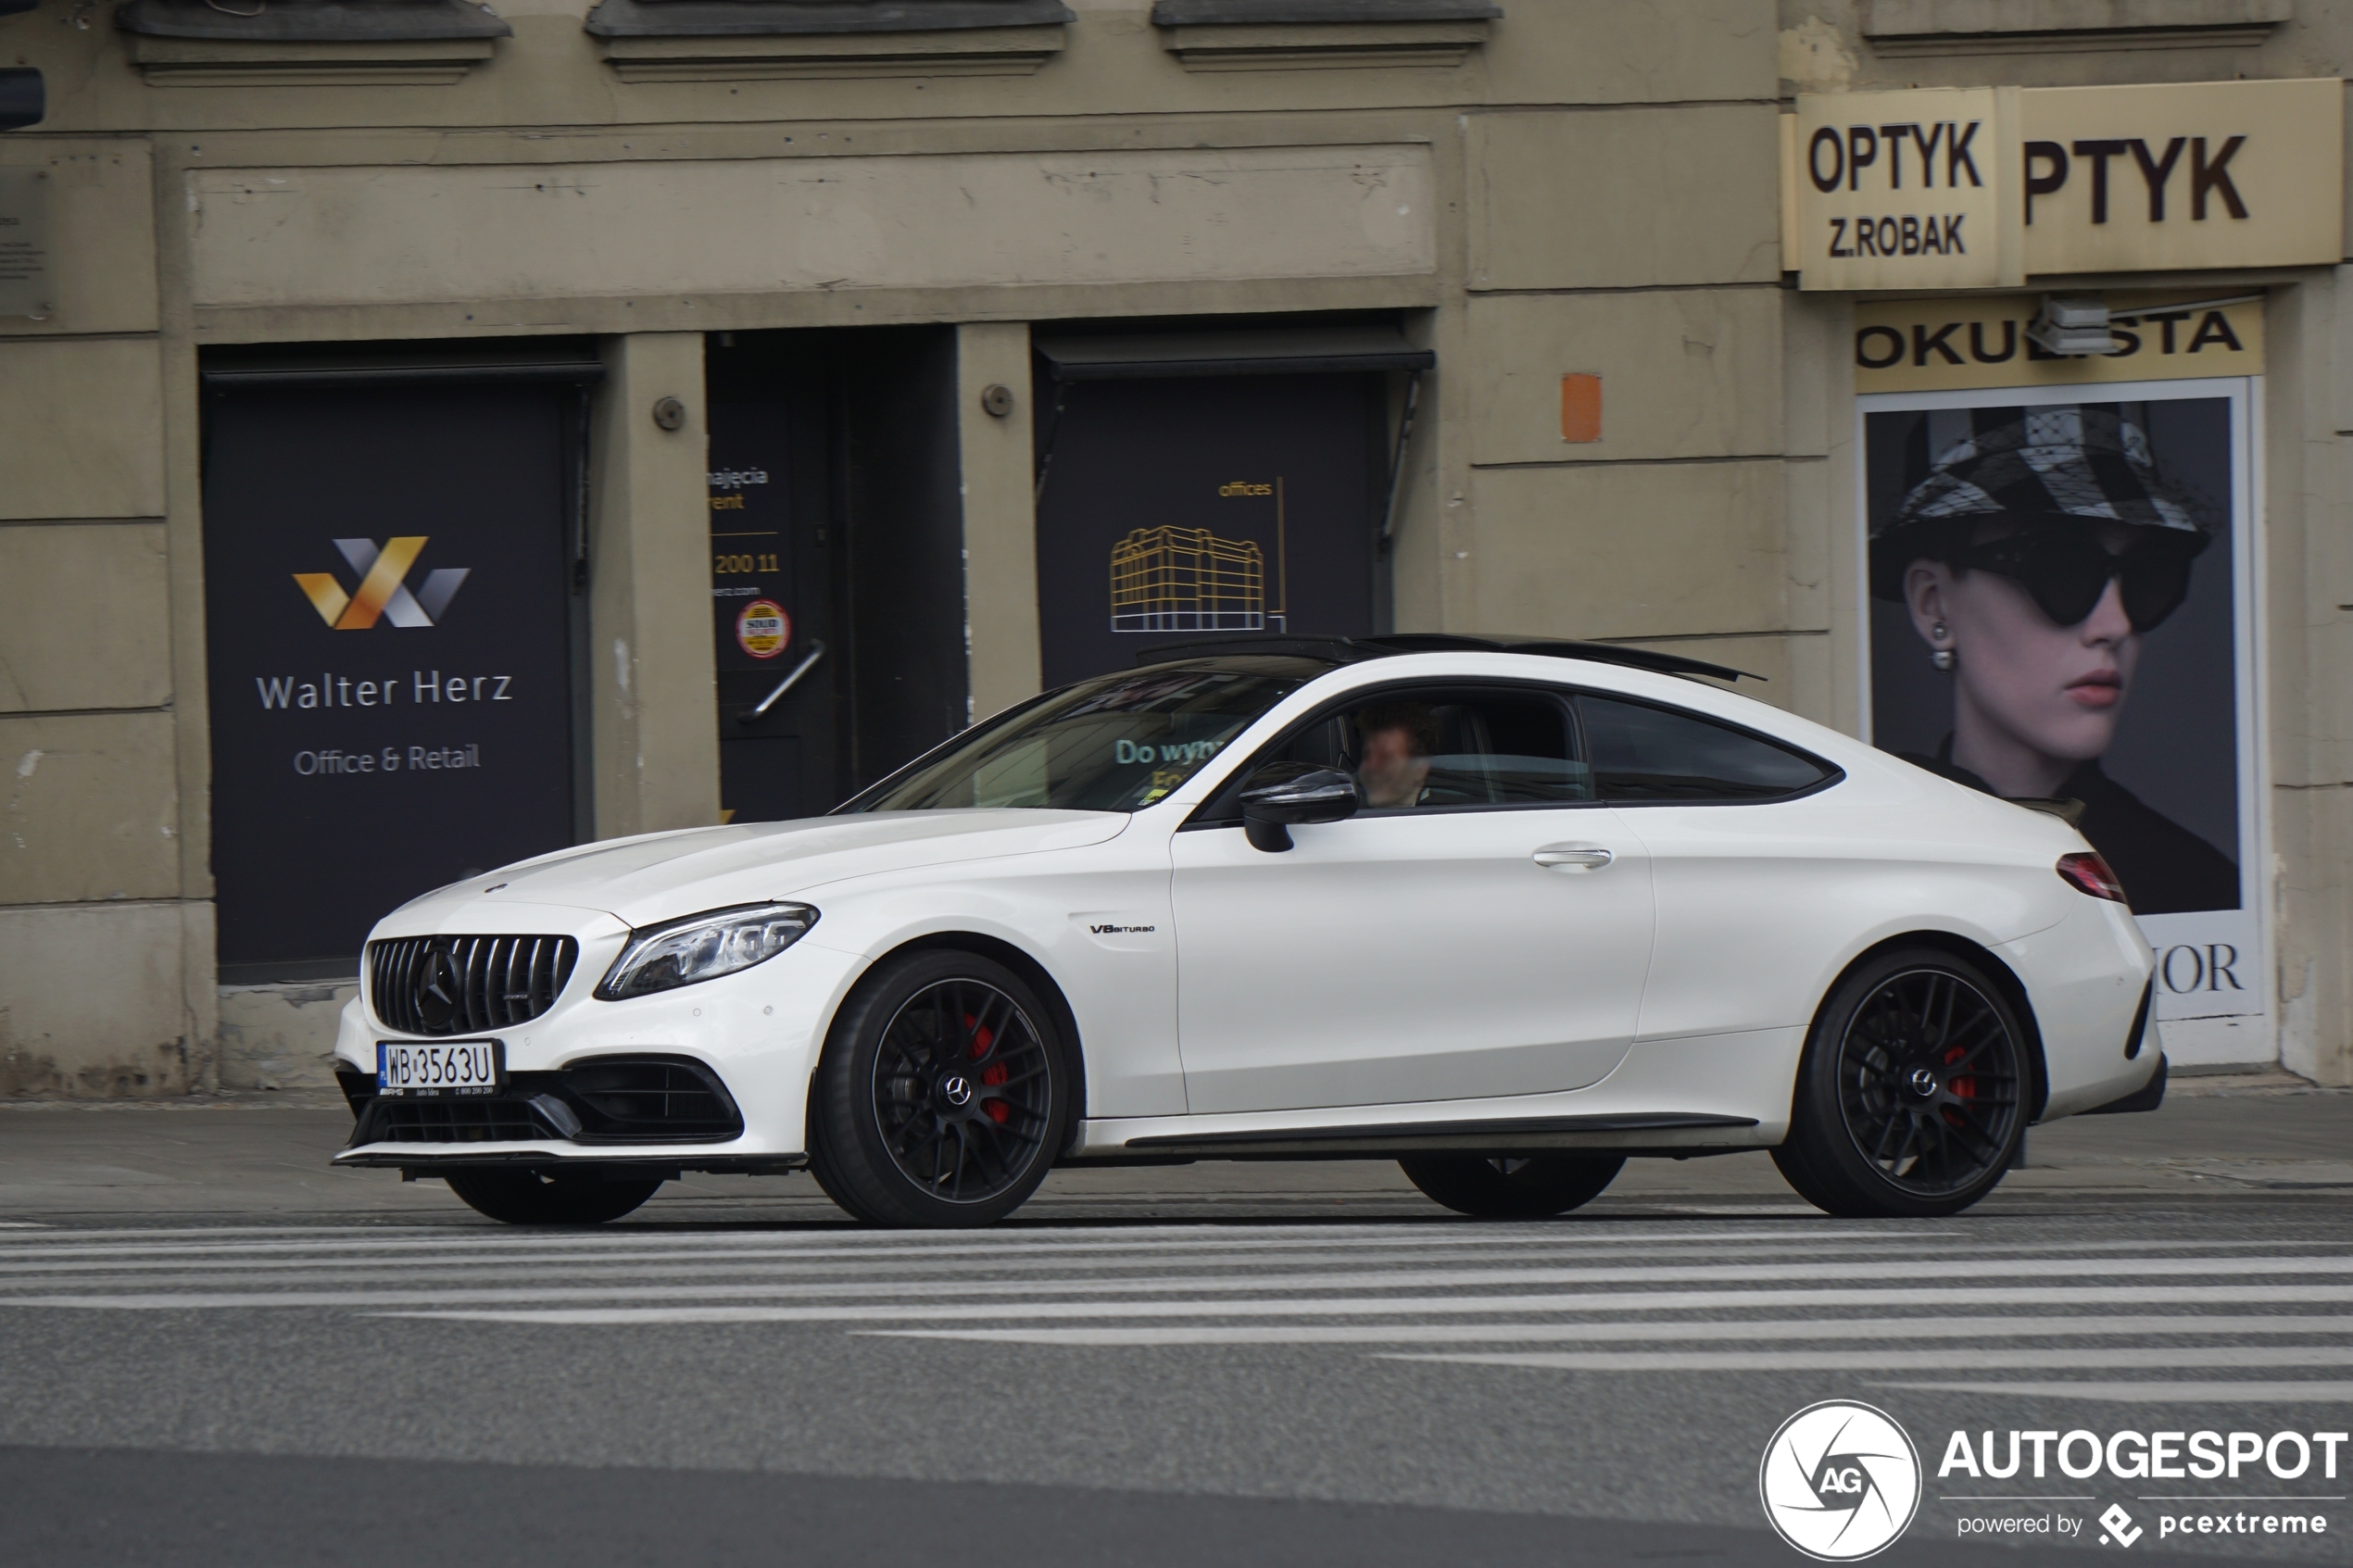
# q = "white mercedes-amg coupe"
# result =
<box><xmin>332</xmin><ymin>637</ymin><xmax>2165</xmax><ymax>1226</ymax></box>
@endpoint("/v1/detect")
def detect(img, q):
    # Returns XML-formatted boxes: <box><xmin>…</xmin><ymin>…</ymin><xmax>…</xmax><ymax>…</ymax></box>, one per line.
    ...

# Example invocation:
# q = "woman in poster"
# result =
<box><xmin>1869</xmin><ymin>404</ymin><xmax>2238</xmax><ymax>915</ymax></box>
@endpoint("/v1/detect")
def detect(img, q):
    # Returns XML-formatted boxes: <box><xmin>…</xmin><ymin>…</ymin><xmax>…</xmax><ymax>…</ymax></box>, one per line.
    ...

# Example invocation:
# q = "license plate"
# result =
<box><xmin>377</xmin><ymin>1039</ymin><xmax>505</xmax><ymax>1097</ymax></box>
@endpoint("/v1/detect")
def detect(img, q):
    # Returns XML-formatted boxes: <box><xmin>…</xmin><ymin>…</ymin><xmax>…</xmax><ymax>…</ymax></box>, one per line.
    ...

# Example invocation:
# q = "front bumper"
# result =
<box><xmin>331</xmin><ymin>929</ymin><xmax>867</xmax><ymax>1173</ymax></box>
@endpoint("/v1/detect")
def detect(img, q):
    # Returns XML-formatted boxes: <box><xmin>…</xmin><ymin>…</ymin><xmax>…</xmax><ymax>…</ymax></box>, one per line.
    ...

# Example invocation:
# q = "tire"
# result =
<box><xmin>1398</xmin><ymin>1155</ymin><xmax>1625</xmax><ymax>1219</ymax></box>
<box><xmin>445</xmin><ymin>1168</ymin><xmax>663</xmax><ymax>1225</ymax></box>
<box><xmin>1773</xmin><ymin>946</ymin><xmax>2031</xmax><ymax>1219</ymax></box>
<box><xmin>807</xmin><ymin>949</ymin><xmax>1071</xmax><ymax>1228</ymax></box>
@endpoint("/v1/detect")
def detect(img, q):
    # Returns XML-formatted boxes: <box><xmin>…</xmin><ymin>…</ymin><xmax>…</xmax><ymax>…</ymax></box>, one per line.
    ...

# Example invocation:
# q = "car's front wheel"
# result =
<box><xmin>808</xmin><ymin>950</ymin><xmax>1070</xmax><ymax>1227</ymax></box>
<box><xmin>1773</xmin><ymin>947</ymin><xmax>2029</xmax><ymax>1218</ymax></box>
<box><xmin>445</xmin><ymin>1168</ymin><xmax>663</xmax><ymax>1225</ymax></box>
<box><xmin>1398</xmin><ymin>1155</ymin><xmax>1624</xmax><ymax>1219</ymax></box>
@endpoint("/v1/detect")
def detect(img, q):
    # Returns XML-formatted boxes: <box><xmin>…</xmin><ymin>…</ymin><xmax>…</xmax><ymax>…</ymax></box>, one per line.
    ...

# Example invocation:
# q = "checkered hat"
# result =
<box><xmin>1875</xmin><ymin>405</ymin><xmax>2212</xmax><ymax>541</ymax></box>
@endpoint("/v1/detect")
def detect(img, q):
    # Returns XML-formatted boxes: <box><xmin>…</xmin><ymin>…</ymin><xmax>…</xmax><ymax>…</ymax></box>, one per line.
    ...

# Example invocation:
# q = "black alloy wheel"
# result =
<box><xmin>809</xmin><ymin>950</ymin><xmax>1069</xmax><ymax>1227</ymax></box>
<box><xmin>1398</xmin><ymin>1154</ymin><xmax>1625</xmax><ymax>1219</ymax></box>
<box><xmin>1774</xmin><ymin>947</ymin><xmax>2029</xmax><ymax>1218</ymax></box>
<box><xmin>445</xmin><ymin>1168</ymin><xmax>664</xmax><ymax>1225</ymax></box>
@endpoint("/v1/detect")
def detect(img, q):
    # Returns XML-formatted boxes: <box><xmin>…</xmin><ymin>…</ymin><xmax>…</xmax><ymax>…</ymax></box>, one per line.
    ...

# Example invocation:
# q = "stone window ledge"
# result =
<box><xmin>1862</xmin><ymin>0</ymin><xmax>2290</xmax><ymax>54</ymax></box>
<box><xmin>115</xmin><ymin>0</ymin><xmax>508</xmax><ymax>84</ymax></box>
<box><xmin>1149</xmin><ymin>0</ymin><xmax>1501</xmax><ymax>70</ymax></box>
<box><xmin>582</xmin><ymin>0</ymin><xmax>1072</xmax><ymax>78</ymax></box>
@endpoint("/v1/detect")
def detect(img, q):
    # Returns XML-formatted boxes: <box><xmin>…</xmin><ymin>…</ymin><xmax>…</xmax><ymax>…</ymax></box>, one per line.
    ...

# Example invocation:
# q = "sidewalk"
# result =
<box><xmin>0</xmin><ymin>1071</ymin><xmax>2343</xmax><ymax>1222</ymax></box>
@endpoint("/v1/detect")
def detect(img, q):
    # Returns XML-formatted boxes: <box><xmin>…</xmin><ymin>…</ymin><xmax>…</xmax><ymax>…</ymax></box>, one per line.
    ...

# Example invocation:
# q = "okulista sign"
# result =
<box><xmin>1782</xmin><ymin>78</ymin><xmax>2343</xmax><ymax>290</ymax></box>
<box><xmin>1854</xmin><ymin>291</ymin><xmax>2262</xmax><ymax>395</ymax></box>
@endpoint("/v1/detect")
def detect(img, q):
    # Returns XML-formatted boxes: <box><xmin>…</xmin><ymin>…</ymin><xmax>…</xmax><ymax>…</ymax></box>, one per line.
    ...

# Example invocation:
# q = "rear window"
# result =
<box><xmin>1576</xmin><ymin>695</ymin><xmax>1835</xmax><ymax>803</ymax></box>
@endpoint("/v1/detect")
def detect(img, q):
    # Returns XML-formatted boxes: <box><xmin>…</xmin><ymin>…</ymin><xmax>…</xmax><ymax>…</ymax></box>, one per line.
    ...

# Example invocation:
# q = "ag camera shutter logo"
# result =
<box><xmin>1760</xmin><ymin>1400</ymin><xmax>1923</xmax><ymax>1561</ymax></box>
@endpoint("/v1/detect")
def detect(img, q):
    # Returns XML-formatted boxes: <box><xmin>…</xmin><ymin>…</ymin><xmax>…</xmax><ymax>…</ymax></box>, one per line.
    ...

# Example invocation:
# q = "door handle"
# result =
<box><xmin>739</xmin><ymin>639</ymin><xmax>825</xmax><ymax>724</ymax></box>
<box><xmin>1532</xmin><ymin>845</ymin><xmax>1614</xmax><ymax>871</ymax></box>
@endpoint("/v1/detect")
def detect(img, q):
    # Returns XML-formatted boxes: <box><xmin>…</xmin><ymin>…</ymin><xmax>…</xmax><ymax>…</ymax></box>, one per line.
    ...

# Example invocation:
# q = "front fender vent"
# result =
<box><xmin>370</xmin><ymin>935</ymin><xmax>579</xmax><ymax>1037</ymax></box>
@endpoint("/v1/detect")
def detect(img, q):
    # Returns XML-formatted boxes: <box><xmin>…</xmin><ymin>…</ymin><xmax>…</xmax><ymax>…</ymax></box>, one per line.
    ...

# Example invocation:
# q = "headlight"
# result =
<box><xmin>594</xmin><ymin>902</ymin><xmax>818</xmax><ymax>1000</ymax></box>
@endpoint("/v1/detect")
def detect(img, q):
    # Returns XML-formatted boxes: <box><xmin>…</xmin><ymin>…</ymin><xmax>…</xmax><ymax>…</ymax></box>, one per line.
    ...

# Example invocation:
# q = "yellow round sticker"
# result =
<box><xmin>736</xmin><ymin>600</ymin><xmax>789</xmax><ymax>660</ymax></box>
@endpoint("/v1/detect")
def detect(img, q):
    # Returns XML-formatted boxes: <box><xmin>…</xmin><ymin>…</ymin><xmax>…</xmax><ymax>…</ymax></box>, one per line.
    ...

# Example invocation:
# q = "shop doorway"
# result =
<box><xmin>199</xmin><ymin>344</ymin><xmax>598</xmax><ymax>978</ymax></box>
<box><xmin>705</xmin><ymin>328</ymin><xmax>967</xmax><ymax>822</ymax></box>
<box><xmin>1030</xmin><ymin>323</ymin><xmax>1431</xmax><ymax>687</ymax></box>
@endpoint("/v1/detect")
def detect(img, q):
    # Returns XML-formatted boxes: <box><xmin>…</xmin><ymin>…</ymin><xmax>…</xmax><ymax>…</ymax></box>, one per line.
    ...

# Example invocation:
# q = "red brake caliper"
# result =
<box><xmin>968</xmin><ymin>1013</ymin><xmax>1011</xmax><ymax>1123</ymax></box>
<box><xmin>1942</xmin><ymin>1044</ymin><xmax>1975</xmax><ymax>1127</ymax></box>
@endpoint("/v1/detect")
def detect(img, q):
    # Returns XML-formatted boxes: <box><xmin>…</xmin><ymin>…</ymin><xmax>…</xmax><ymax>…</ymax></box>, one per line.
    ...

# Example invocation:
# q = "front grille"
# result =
<box><xmin>356</xmin><ymin>1097</ymin><xmax>560</xmax><ymax>1144</ymax></box>
<box><xmin>369</xmin><ymin>935</ymin><xmax>578</xmax><ymax>1037</ymax></box>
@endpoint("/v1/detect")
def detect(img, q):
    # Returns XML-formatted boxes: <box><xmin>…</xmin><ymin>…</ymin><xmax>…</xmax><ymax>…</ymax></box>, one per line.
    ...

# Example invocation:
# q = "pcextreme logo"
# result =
<box><xmin>293</xmin><ymin>537</ymin><xmax>471</xmax><ymax>630</ymax></box>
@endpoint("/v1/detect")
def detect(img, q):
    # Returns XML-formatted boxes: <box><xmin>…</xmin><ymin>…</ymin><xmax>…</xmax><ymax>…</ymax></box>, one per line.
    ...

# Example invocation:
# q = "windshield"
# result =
<box><xmin>854</xmin><ymin>658</ymin><xmax>1325</xmax><ymax>812</ymax></box>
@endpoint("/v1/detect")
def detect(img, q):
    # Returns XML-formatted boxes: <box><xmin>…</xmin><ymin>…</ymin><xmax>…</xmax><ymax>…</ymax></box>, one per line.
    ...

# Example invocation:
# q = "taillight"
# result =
<box><xmin>2057</xmin><ymin>851</ymin><xmax>2129</xmax><ymax>904</ymax></box>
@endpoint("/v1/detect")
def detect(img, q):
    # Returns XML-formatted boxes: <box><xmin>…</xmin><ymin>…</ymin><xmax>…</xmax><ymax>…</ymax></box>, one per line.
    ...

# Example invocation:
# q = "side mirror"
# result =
<box><xmin>1239</xmin><ymin>764</ymin><xmax>1358</xmax><ymax>853</ymax></box>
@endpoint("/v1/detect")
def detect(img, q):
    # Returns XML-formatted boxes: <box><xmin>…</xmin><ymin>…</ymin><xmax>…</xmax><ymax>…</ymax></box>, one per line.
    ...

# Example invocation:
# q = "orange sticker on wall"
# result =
<box><xmin>736</xmin><ymin>599</ymin><xmax>789</xmax><ymax>659</ymax></box>
<box><xmin>1561</xmin><ymin>373</ymin><xmax>1602</xmax><ymax>444</ymax></box>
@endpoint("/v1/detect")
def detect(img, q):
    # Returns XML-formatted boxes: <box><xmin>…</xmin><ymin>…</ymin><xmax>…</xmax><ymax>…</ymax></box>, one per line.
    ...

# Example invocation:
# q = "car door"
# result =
<box><xmin>1168</xmin><ymin>682</ymin><xmax>1656</xmax><ymax>1115</ymax></box>
<box><xmin>1571</xmin><ymin>692</ymin><xmax>1847</xmax><ymax>1044</ymax></box>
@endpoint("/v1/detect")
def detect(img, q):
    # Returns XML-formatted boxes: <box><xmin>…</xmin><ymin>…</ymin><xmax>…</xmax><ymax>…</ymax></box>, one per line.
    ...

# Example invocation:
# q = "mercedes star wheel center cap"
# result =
<box><xmin>1907</xmin><ymin>1066</ymin><xmax>1940</xmax><ymax>1098</ymax></box>
<box><xmin>939</xmin><ymin>1075</ymin><xmax>974</xmax><ymax>1108</ymax></box>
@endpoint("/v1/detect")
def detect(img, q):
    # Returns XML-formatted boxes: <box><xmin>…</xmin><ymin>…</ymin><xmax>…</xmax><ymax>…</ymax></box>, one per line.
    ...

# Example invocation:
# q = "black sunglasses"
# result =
<box><xmin>1948</xmin><ymin>523</ymin><xmax>2207</xmax><ymax>633</ymax></box>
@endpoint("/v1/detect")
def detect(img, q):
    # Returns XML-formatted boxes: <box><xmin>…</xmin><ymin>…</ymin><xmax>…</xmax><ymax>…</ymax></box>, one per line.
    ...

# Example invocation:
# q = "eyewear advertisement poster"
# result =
<box><xmin>1859</xmin><ymin>377</ymin><xmax>2263</xmax><ymax>1053</ymax></box>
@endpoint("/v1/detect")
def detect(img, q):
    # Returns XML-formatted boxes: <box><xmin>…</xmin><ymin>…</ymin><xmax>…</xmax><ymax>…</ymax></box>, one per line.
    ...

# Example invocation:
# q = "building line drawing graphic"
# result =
<box><xmin>293</xmin><ymin>537</ymin><xmax>471</xmax><ymax>630</ymax></box>
<box><xmin>1109</xmin><ymin>525</ymin><xmax>1266</xmax><ymax>633</ymax></box>
<box><xmin>1107</xmin><ymin>478</ymin><xmax>1290</xmax><ymax>634</ymax></box>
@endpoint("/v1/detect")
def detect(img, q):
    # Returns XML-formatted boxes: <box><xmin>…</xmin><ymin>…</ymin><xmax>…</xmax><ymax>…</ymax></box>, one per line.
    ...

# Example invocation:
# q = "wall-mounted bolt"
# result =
<box><xmin>651</xmin><ymin>395</ymin><xmax>686</xmax><ymax>431</ymax></box>
<box><xmin>980</xmin><ymin>384</ymin><xmax>1014</xmax><ymax>419</ymax></box>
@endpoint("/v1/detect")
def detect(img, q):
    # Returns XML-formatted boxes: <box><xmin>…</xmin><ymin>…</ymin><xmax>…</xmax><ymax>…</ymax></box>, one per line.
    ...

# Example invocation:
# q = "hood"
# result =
<box><xmin>381</xmin><ymin>810</ymin><xmax>1128</xmax><ymax>934</ymax></box>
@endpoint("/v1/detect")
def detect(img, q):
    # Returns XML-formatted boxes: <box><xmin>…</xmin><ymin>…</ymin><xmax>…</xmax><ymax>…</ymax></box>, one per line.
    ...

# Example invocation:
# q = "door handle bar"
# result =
<box><xmin>740</xmin><ymin>639</ymin><xmax>825</xmax><ymax>723</ymax></box>
<box><xmin>1532</xmin><ymin>845</ymin><xmax>1614</xmax><ymax>870</ymax></box>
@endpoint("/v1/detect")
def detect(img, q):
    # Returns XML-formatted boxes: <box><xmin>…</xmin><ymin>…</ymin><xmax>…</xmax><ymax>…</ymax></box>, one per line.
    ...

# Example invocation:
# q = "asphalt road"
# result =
<box><xmin>0</xmin><ymin>1076</ymin><xmax>2347</xmax><ymax>1568</ymax></box>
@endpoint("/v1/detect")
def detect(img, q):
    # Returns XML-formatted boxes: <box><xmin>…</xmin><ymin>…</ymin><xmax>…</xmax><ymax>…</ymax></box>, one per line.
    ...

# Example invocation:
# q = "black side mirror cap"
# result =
<box><xmin>1239</xmin><ymin>764</ymin><xmax>1358</xmax><ymax>852</ymax></box>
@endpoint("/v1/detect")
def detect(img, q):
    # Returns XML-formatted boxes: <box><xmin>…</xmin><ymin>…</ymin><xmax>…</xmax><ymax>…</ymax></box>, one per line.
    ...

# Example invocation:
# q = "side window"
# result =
<box><xmin>1576</xmin><ymin>695</ymin><xmax>1834</xmax><ymax>803</ymax></box>
<box><xmin>1193</xmin><ymin>684</ymin><xmax>1593</xmax><ymax>824</ymax></box>
<box><xmin>1374</xmin><ymin>689</ymin><xmax>1591</xmax><ymax>810</ymax></box>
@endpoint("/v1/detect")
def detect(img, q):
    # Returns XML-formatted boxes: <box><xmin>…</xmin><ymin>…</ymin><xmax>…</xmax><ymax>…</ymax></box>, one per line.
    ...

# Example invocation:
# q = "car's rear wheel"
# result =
<box><xmin>445</xmin><ymin>1168</ymin><xmax>663</xmax><ymax>1224</ymax></box>
<box><xmin>808</xmin><ymin>950</ymin><xmax>1070</xmax><ymax>1228</ymax></box>
<box><xmin>1398</xmin><ymin>1155</ymin><xmax>1625</xmax><ymax>1219</ymax></box>
<box><xmin>1773</xmin><ymin>947</ymin><xmax>2029</xmax><ymax>1219</ymax></box>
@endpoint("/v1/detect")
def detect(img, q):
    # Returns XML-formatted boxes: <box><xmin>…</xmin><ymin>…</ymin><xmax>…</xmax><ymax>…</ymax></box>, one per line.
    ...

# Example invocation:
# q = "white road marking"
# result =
<box><xmin>858</xmin><ymin>1313</ymin><xmax>2353</xmax><ymax>1348</ymax></box>
<box><xmin>0</xmin><ymin>1234</ymin><xmax>2302</xmax><ymax>1283</ymax></box>
<box><xmin>1879</xmin><ymin>1380</ymin><xmax>2353</xmax><ymax>1402</ymax></box>
<box><xmin>1379</xmin><ymin>1346</ymin><xmax>2353</xmax><ymax>1373</ymax></box>
<box><xmin>8</xmin><ymin>1250</ymin><xmax>2351</xmax><ymax>1311</ymax></box>
<box><xmin>0</xmin><ymin>1224</ymin><xmax>1911</xmax><ymax>1264</ymax></box>
<box><xmin>372</xmin><ymin>1283</ymin><xmax>2353</xmax><ymax>1326</ymax></box>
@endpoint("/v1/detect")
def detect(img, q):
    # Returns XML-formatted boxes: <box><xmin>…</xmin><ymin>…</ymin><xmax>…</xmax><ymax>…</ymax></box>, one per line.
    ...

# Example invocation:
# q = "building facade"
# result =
<box><xmin>0</xmin><ymin>0</ymin><xmax>2346</xmax><ymax>1095</ymax></box>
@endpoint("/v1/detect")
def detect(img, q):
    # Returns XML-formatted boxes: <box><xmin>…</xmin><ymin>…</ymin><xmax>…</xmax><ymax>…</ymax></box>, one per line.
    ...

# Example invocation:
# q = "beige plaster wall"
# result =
<box><xmin>957</xmin><ymin>321</ymin><xmax>1042</xmax><ymax>722</ymax></box>
<box><xmin>216</xmin><ymin>982</ymin><xmax>355</xmax><ymax>1091</ymax></box>
<box><xmin>184</xmin><ymin>146</ymin><xmax>1438</xmax><ymax>310</ymax></box>
<box><xmin>0</xmin><ymin>900</ymin><xmax>211</xmax><ymax>1097</ymax></box>
<box><xmin>0</xmin><ymin>524</ymin><xmax>172</xmax><ymax>714</ymax></box>
<box><xmin>588</xmin><ymin>331</ymin><xmax>722</xmax><ymax>840</ymax></box>
<box><xmin>0</xmin><ymin>338</ymin><xmax>165</xmax><ymax>520</ymax></box>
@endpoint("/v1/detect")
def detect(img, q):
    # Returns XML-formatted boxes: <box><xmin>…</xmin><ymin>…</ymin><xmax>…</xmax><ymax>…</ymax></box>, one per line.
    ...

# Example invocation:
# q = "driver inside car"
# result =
<box><xmin>1354</xmin><ymin>702</ymin><xmax>1439</xmax><ymax>809</ymax></box>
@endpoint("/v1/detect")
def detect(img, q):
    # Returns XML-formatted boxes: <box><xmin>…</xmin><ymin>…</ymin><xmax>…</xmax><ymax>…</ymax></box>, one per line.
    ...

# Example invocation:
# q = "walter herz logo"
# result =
<box><xmin>1760</xmin><ymin>1401</ymin><xmax>1924</xmax><ymax>1561</ymax></box>
<box><xmin>293</xmin><ymin>537</ymin><xmax>470</xmax><ymax>630</ymax></box>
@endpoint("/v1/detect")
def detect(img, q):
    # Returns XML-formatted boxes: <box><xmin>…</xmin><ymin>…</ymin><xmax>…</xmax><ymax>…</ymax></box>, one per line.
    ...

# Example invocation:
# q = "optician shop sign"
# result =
<box><xmin>1780</xmin><ymin>78</ymin><xmax>2343</xmax><ymax>290</ymax></box>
